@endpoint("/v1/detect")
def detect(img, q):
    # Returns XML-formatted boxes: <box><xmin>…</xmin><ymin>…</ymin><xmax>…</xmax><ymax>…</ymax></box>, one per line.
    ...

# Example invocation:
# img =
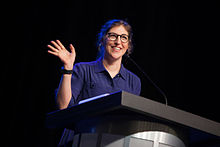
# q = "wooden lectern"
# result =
<box><xmin>46</xmin><ymin>91</ymin><xmax>220</xmax><ymax>147</ymax></box>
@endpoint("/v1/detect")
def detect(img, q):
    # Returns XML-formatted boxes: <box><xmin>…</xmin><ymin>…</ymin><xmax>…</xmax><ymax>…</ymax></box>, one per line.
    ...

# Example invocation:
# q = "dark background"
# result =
<box><xmin>3</xmin><ymin>0</ymin><xmax>219</xmax><ymax>146</ymax></box>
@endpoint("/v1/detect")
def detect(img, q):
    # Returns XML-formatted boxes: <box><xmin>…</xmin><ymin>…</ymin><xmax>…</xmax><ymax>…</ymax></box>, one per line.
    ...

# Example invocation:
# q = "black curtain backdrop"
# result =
<box><xmin>3</xmin><ymin>0</ymin><xmax>219</xmax><ymax>146</ymax></box>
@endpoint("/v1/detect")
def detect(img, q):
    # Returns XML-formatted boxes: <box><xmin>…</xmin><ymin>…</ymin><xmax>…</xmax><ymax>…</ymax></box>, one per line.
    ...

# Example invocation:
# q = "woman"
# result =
<box><xmin>47</xmin><ymin>19</ymin><xmax>141</xmax><ymax>146</ymax></box>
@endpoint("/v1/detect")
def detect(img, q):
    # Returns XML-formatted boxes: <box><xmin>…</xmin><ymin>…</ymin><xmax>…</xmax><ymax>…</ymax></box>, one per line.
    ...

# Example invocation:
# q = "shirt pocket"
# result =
<box><xmin>84</xmin><ymin>81</ymin><xmax>110</xmax><ymax>98</ymax></box>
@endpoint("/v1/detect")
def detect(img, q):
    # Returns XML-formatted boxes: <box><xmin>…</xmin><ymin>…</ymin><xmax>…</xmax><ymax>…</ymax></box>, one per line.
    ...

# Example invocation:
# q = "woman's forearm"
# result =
<box><xmin>56</xmin><ymin>74</ymin><xmax>72</xmax><ymax>109</ymax></box>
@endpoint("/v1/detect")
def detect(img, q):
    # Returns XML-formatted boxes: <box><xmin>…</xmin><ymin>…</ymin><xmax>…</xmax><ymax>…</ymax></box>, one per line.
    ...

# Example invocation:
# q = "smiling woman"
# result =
<box><xmin>104</xmin><ymin>26</ymin><xmax>129</xmax><ymax>61</ymax></box>
<box><xmin>97</xmin><ymin>19</ymin><xmax>133</xmax><ymax>59</ymax></box>
<box><xmin>47</xmin><ymin>19</ymin><xmax>141</xmax><ymax>146</ymax></box>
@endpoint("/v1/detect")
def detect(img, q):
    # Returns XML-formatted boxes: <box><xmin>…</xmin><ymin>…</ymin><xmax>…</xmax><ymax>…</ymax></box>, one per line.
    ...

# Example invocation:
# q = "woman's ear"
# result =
<box><xmin>98</xmin><ymin>43</ymin><xmax>102</xmax><ymax>51</ymax></box>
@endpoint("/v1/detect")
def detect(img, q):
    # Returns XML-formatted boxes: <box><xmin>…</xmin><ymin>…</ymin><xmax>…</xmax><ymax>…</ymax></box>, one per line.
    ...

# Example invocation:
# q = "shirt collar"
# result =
<box><xmin>94</xmin><ymin>58</ymin><xmax>126</xmax><ymax>80</ymax></box>
<box><xmin>94</xmin><ymin>58</ymin><xmax>106</xmax><ymax>73</ymax></box>
<box><xmin>119</xmin><ymin>64</ymin><xmax>126</xmax><ymax>80</ymax></box>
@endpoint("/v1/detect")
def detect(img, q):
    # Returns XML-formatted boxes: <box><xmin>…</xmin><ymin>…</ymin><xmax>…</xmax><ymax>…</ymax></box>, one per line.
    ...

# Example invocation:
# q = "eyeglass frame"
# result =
<box><xmin>106</xmin><ymin>32</ymin><xmax>130</xmax><ymax>43</ymax></box>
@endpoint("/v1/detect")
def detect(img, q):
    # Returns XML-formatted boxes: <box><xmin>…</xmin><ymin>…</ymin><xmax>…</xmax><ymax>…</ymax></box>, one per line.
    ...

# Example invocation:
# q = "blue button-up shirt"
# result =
<box><xmin>68</xmin><ymin>58</ymin><xmax>141</xmax><ymax>106</ymax></box>
<box><xmin>59</xmin><ymin>58</ymin><xmax>141</xmax><ymax>145</ymax></box>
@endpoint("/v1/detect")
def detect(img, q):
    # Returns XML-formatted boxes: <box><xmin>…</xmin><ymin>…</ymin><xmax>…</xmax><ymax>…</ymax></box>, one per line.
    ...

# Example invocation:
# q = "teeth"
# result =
<box><xmin>114</xmin><ymin>47</ymin><xmax>120</xmax><ymax>50</ymax></box>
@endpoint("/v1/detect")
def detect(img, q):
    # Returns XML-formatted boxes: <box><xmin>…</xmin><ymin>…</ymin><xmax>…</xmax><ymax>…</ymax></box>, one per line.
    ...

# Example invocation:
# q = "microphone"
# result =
<box><xmin>124</xmin><ymin>54</ymin><xmax>168</xmax><ymax>106</ymax></box>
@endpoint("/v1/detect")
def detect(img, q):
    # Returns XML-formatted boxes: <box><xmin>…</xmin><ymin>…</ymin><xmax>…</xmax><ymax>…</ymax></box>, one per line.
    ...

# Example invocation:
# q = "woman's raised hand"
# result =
<box><xmin>47</xmin><ymin>40</ymin><xmax>76</xmax><ymax>70</ymax></box>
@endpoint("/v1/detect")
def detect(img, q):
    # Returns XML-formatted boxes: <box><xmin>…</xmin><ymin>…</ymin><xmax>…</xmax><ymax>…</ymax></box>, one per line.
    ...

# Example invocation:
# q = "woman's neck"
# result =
<box><xmin>102</xmin><ymin>56</ymin><xmax>122</xmax><ymax>78</ymax></box>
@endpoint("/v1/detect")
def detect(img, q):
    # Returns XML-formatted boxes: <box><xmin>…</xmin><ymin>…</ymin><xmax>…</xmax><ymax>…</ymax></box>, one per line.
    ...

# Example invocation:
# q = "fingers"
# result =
<box><xmin>48</xmin><ymin>40</ymin><xmax>66</xmax><ymax>50</ymax></box>
<box><xmin>47</xmin><ymin>44</ymin><xmax>59</xmax><ymax>56</ymax></box>
<box><xmin>47</xmin><ymin>40</ymin><xmax>64</xmax><ymax>55</ymax></box>
<box><xmin>69</xmin><ymin>44</ymin><xmax>75</xmax><ymax>53</ymax></box>
<box><xmin>47</xmin><ymin>40</ymin><xmax>75</xmax><ymax>56</ymax></box>
<box><xmin>47</xmin><ymin>44</ymin><xmax>58</xmax><ymax>52</ymax></box>
<box><xmin>56</xmin><ymin>40</ymin><xmax>65</xmax><ymax>49</ymax></box>
<box><xmin>50</xmin><ymin>40</ymin><xmax>62</xmax><ymax>50</ymax></box>
<box><xmin>47</xmin><ymin>50</ymin><xmax>58</xmax><ymax>56</ymax></box>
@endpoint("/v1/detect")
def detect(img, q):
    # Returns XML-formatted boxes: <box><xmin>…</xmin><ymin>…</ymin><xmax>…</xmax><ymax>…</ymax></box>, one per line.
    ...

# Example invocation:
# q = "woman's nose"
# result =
<box><xmin>115</xmin><ymin>36</ymin><xmax>122</xmax><ymax>44</ymax></box>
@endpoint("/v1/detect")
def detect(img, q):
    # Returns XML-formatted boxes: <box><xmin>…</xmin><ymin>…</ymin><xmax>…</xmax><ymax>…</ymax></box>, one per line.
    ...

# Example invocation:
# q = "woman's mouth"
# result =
<box><xmin>112</xmin><ymin>46</ymin><xmax>121</xmax><ymax>51</ymax></box>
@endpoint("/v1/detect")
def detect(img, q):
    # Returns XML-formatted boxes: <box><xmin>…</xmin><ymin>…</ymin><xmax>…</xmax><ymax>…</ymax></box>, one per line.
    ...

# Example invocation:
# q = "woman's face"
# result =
<box><xmin>104</xmin><ymin>25</ymin><xmax>129</xmax><ymax>61</ymax></box>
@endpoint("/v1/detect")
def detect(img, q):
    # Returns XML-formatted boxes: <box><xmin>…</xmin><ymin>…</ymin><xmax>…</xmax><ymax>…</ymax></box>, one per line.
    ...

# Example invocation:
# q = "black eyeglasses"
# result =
<box><xmin>107</xmin><ymin>32</ymin><xmax>129</xmax><ymax>43</ymax></box>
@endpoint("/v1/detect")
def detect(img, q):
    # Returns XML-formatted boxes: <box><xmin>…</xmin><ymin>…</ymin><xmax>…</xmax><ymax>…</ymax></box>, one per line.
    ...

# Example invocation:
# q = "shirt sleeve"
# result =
<box><xmin>135</xmin><ymin>76</ymin><xmax>141</xmax><ymax>95</ymax></box>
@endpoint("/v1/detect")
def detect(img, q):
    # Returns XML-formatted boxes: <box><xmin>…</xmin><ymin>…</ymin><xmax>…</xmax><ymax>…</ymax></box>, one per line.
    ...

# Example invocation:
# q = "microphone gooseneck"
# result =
<box><xmin>125</xmin><ymin>54</ymin><xmax>168</xmax><ymax>106</ymax></box>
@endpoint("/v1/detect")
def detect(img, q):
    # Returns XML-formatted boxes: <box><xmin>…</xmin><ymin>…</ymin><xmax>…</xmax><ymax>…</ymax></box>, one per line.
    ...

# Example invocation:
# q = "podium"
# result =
<box><xmin>46</xmin><ymin>91</ymin><xmax>220</xmax><ymax>147</ymax></box>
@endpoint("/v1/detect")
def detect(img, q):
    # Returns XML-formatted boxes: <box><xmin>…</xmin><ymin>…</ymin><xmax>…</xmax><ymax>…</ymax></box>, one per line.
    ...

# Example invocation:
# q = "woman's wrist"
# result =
<box><xmin>61</xmin><ymin>66</ymin><xmax>73</xmax><ymax>75</ymax></box>
<box><xmin>63</xmin><ymin>64</ymin><xmax>73</xmax><ymax>70</ymax></box>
